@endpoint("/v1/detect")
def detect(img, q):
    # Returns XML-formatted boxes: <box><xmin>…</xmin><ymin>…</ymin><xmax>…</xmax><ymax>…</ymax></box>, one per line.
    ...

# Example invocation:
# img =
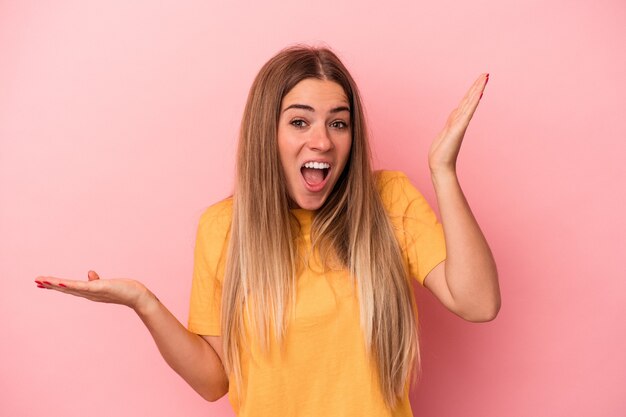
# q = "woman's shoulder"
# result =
<box><xmin>374</xmin><ymin>170</ymin><xmax>416</xmax><ymax>197</ymax></box>
<box><xmin>374</xmin><ymin>170</ymin><xmax>428</xmax><ymax>213</ymax></box>
<box><xmin>197</xmin><ymin>196</ymin><xmax>233</xmax><ymax>233</ymax></box>
<box><xmin>374</xmin><ymin>170</ymin><xmax>410</xmax><ymax>189</ymax></box>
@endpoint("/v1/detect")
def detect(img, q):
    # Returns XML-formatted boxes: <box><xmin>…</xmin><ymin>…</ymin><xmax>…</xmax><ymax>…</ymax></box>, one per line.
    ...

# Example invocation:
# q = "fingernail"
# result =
<box><xmin>37</xmin><ymin>285</ymin><xmax>46</xmax><ymax>289</ymax></box>
<box><xmin>59</xmin><ymin>283</ymin><xmax>67</xmax><ymax>288</ymax></box>
<box><xmin>43</xmin><ymin>281</ymin><xmax>52</xmax><ymax>285</ymax></box>
<box><xmin>35</xmin><ymin>280</ymin><xmax>43</xmax><ymax>285</ymax></box>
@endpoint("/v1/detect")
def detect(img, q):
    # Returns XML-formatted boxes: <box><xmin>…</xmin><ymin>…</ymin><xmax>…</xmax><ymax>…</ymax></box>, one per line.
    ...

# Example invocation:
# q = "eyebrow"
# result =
<box><xmin>282</xmin><ymin>104</ymin><xmax>351</xmax><ymax>114</ymax></box>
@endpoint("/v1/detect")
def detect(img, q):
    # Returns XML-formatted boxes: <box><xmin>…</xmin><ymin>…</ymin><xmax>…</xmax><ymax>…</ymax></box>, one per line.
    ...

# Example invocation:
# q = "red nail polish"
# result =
<box><xmin>35</xmin><ymin>280</ymin><xmax>43</xmax><ymax>285</ymax></box>
<box><xmin>37</xmin><ymin>285</ymin><xmax>46</xmax><ymax>289</ymax></box>
<box><xmin>43</xmin><ymin>281</ymin><xmax>52</xmax><ymax>285</ymax></box>
<box><xmin>59</xmin><ymin>283</ymin><xmax>67</xmax><ymax>288</ymax></box>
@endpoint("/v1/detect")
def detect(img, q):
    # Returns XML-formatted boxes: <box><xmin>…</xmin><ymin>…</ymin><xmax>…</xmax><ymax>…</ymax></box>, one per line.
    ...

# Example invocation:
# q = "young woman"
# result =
<box><xmin>36</xmin><ymin>46</ymin><xmax>500</xmax><ymax>417</ymax></box>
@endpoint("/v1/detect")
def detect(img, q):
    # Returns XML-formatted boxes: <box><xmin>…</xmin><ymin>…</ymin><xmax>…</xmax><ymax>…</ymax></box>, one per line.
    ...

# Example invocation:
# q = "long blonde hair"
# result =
<box><xmin>221</xmin><ymin>45</ymin><xmax>419</xmax><ymax>409</ymax></box>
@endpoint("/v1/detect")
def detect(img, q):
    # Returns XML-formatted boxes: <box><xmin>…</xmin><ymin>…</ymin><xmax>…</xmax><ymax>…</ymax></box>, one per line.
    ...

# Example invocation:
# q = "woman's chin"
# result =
<box><xmin>292</xmin><ymin>194</ymin><xmax>327</xmax><ymax>211</ymax></box>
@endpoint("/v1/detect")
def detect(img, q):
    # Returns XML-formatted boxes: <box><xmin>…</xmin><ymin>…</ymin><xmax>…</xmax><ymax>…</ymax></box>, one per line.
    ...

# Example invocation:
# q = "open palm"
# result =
<box><xmin>35</xmin><ymin>270</ymin><xmax>149</xmax><ymax>309</ymax></box>
<box><xmin>428</xmin><ymin>73</ymin><xmax>489</xmax><ymax>174</ymax></box>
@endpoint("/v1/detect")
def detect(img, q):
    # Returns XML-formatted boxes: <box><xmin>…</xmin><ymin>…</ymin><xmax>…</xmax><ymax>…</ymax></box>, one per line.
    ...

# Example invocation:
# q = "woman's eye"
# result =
<box><xmin>290</xmin><ymin>119</ymin><xmax>307</xmax><ymax>128</ymax></box>
<box><xmin>330</xmin><ymin>120</ymin><xmax>348</xmax><ymax>129</ymax></box>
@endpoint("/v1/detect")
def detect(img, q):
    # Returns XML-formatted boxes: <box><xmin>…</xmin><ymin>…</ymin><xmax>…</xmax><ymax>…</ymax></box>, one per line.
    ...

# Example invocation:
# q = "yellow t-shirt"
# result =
<box><xmin>188</xmin><ymin>171</ymin><xmax>446</xmax><ymax>417</ymax></box>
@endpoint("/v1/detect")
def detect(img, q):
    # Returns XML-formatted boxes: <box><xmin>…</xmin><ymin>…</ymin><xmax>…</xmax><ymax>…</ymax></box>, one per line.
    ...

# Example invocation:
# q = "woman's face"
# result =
<box><xmin>277</xmin><ymin>78</ymin><xmax>352</xmax><ymax>210</ymax></box>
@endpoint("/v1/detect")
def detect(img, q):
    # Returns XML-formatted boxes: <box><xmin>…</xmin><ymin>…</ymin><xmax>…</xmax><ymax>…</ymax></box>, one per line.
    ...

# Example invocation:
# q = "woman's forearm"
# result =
<box><xmin>431</xmin><ymin>169</ymin><xmax>501</xmax><ymax>321</ymax></box>
<box><xmin>134</xmin><ymin>290</ymin><xmax>228</xmax><ymax>401</ymax></box>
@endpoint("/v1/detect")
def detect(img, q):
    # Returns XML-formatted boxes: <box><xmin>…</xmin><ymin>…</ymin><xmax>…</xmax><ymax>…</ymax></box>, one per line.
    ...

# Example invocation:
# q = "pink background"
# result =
<box><xmin>1</xmin><ymin>1</ymin><xmax>624</xmax><ymax>416</ymax></box>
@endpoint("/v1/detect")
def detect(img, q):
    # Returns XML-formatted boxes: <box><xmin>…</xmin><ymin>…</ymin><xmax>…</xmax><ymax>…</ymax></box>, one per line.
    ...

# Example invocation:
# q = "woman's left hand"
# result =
<box><xmin>424</xmin><ymin>73</ymin><xmax>501</xmax><ymax>323</ymax></box>
<box><xmin>428</xmin><ymin>73</ymin><xmax>489</xmax><ymax>175</ymax></box>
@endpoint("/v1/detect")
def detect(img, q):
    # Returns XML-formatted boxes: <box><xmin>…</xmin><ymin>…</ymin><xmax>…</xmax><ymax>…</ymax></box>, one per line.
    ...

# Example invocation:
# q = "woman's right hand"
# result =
<box><xmin>35</xmin><ymin>271</ymin><xmax>154</xmax><ymax>312</ymax></box>
<box><xmin>36</xmin><ymin>270</ymin><xmax>229</xmax><ymax>401</ymax></box>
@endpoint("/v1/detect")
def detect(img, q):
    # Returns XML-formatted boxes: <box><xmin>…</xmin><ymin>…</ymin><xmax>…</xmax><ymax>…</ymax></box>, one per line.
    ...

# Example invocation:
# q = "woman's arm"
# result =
<box><xmin>35</xmin><ymin>271</ymin><xmax>229</xmax><ymax>401</ymax></box>
<box><xmin>422</xmin><ymin>73</ymin><xmax>501</xmax><ymax>322</ymax></box>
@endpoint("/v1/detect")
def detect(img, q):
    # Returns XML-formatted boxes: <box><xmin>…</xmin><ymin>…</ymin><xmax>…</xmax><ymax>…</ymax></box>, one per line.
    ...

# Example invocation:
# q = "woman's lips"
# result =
<box><xmin>300</xmin><ymin>166</ymin><xmax>331</xmax><ymax>192</ymax></box>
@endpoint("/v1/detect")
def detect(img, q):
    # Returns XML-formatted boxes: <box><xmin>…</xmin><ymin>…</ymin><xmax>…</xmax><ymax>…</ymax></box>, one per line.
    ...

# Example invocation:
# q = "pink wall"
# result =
<box><xmin>1</xmin><ymin>1</ymin><xmax>624</xmax><ymax>416</ymax></box>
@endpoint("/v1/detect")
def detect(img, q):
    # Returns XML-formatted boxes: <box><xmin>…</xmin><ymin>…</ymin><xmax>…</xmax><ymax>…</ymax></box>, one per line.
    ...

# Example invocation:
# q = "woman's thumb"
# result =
<box><xmin>87</xmin><ymin>270</ymin><xmax>100</xmax><ymax>281</ymax></box>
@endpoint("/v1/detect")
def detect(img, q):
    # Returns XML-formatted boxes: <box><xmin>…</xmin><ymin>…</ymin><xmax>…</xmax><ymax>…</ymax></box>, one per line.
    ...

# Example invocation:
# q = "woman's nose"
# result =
<box><xmin>308</xmin><ymin>125</ymin><xmax>333</xmax><ymax>152</ymax></box>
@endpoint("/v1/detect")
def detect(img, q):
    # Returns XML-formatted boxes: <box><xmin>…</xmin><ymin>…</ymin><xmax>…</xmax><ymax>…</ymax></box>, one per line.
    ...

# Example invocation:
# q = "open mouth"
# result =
<box><xmin>300</xmin><ymin>161</ymin><xmax>330</xmax><ymax>188</ymax></box>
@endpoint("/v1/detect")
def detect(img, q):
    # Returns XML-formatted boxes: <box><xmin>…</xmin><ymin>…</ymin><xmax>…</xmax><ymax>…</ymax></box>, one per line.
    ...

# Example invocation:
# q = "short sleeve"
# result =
<box><xmin>187</xmin><ymin>198</ymin><xmax>233</xmax><ymax>336</ymax></box>
<box><xmin>377</xmin><ymin>171</ymin><xmax>447</xmax><ymax>285</ymax></box>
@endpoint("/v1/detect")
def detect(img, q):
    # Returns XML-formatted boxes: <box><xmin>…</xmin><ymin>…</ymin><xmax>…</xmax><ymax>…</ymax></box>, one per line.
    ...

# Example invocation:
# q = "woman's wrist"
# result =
<box><xmin>133</xmin><ymin>285</ymin><xmax>160</xmax><ymax>317</ymax></box>
<box><xmin>430</xmin><ymin>167</ymin><xmax>459</xmax><ymax>188</ymax></box>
